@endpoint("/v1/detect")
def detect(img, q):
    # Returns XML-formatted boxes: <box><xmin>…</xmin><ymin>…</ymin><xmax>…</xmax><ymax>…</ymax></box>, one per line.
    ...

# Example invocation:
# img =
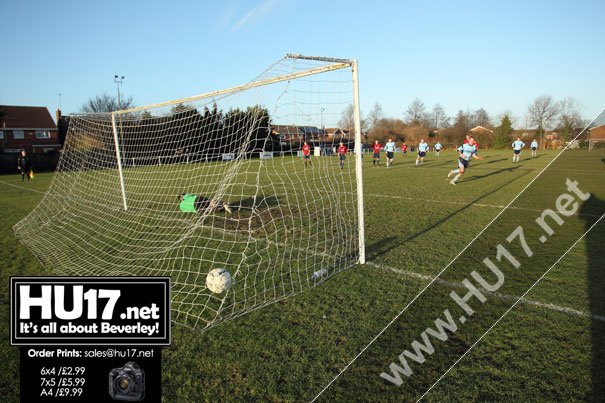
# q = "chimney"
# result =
<box><xmin>56</xmin><ymin>109</ymin><xmax>62</xmax><ymax>124</ymax></box>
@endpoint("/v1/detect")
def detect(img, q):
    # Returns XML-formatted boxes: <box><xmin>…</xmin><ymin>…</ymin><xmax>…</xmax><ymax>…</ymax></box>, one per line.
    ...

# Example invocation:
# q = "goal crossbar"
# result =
<box><xmin>114</xmin><ymin>59</ymin><xmax>352</xmax><ymax>116</ymax></box>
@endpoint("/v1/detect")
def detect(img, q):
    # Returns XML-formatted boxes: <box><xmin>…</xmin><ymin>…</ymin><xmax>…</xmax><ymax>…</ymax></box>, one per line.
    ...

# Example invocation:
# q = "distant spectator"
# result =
<box><xmin>17</xmin><ymin>150</ymin><xmax>32</xmax><ymax>182</ymax></box>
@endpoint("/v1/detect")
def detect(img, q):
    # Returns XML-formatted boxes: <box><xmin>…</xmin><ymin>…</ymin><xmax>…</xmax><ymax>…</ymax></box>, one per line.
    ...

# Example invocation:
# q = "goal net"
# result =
<box><xmin>14</xmin><ymin>54</ymin><xmax>365</xmax><ymax>330</ymax></box>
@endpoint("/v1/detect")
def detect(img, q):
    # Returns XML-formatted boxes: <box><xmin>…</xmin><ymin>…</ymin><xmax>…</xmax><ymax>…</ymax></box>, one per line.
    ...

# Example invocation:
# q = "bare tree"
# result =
<box><xmin>527</xmin><ymin>95</ymin><xmax>560</xmax><ymax>143</ymax></box>
<box><xmin>338</xmin><ymin>104</ymin><xmax>356</xmax><ymax>130</ymax></box>
<box><xmin>558</xmin><ymin>96</ymin><xmax>583</xmax><ymax>143</ymax></box>
<box><xmin>404</xmin><ymin>98</ymin><xmax>426</xmax><ymax>125</ymax></box>
<box><xmin>80</xmin><ymin>93</ymin><xmax>135</xmax><ymax>113</ymax></box>
<box><xmin>428</xmin><ymin>103</ymin><xmax>449</xmax><ymax>130</ymax></box>
<box><xmin>472</xmin><ymin>108</ymin><xmax>491</xmax><ymax>127</ymax></box>
<box><xmin>366</xmin><ymin>102</ymin><xmax>384</xmax><ymax>133</ymax></box>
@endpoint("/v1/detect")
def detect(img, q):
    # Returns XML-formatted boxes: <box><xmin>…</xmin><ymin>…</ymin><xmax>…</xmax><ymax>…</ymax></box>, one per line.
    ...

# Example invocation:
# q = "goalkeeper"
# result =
<box><xmin>178</xmin><ymin>193</ymin><xmax>233</xmax><ymax>214</ymax></box>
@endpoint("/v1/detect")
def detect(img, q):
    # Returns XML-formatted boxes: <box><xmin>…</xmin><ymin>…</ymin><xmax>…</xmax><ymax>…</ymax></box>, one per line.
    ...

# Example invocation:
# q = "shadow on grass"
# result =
<box><xmin>365</xmin><ymin>236</ymin><xmax>400</xmax><ymax>261</ymax></box>
<box><xmin>401</xmin><ymin>169</ymin><xmax>531</xmax><ymax>244</ymax></box>
<box><xmin>580</xmin><ymin>195</ymin><xmax>605</xmax><ymax>399</ymax></box>
<box><xmin>482</xmin><ymin>158</ymin><xmax>508</xmax><ymax>164</ymax></box>
<box><xmin>233</xmin><ymin>195</ymin><xmax>280</xmax><ymax>212</ymax></box>
<box><xmin>463</xmin><ymin>165</ymin><xmax>520</xmax><ymax>182</ymax></box>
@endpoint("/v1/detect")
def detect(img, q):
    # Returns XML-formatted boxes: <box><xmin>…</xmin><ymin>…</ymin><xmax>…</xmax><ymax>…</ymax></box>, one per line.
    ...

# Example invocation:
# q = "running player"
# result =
<box><xmin>464</xmin><ymin>134</ymin><xmax>480</xmax><ymax>151</ymax></box>
<box><xmin>434</xmin><ymin>141</ymin><xmax>443</xmax><ymax>156</ymax></box>
<box><xmin>302</xmin><ymin>141</ymin><xmax>312</xmax><ymax>168</ymax></box>
<box><xmin>337</xmin><ymin>142</ymin><xmax>348</xmax><ymax>169</ymax></box>
<box><xmin>416</xmin><ymin>138</ymin><xmax>429</xmax><ymax>166</ymax></box>
<box><xmin>512</xmin><ymin>137</ymin><xmax>525</xmax><ymax>162</ymax></box>
<box><xmin>447</xmin><ymin>136</ymin><xmax>483</xmax><ymax>185</ymax></box>
<box><xmin>530</xmin><ymin>139</ymin><xmax>538</xmax><ymax>157</ymax></box>
<box><xmin>372</xmin><ymin>140</ymin><xmax>381</xmax><ymax>166</ymax></box>
<box><xmin>401</xmin><ymin>142</ymin><xmax>407</xmax><ymax>157</ymax></box>
<box><xmin>384</xmin><ymin>138</ymin><xmax>396</xmax><ymax>168</ymax></box>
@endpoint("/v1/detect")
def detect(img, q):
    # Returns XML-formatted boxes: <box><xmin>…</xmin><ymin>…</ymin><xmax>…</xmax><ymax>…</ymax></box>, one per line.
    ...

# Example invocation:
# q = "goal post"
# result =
<box><xmin>14</xmin><ymin>54</ymin><xmax>366</xmax><ymax>331</ymax></box>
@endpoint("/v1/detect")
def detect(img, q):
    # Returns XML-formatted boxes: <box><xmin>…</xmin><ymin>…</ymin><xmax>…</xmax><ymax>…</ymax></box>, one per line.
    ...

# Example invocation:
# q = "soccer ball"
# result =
<box><xmin>206</xmin><ymin>268</ymin><xmax>232</xmax><ymax>293</ymax></box>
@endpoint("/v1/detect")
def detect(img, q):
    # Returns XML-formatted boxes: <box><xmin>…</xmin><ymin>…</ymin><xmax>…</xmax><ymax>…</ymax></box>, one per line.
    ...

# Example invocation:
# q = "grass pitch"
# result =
<box><xmin>1</xmin><ymin>148</ymin><xmax>604</xmax><ymax>401</ymax></box>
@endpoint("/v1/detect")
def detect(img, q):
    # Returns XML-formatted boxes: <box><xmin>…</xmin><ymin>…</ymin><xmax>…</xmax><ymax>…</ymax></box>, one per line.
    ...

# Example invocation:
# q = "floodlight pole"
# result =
<box><xmin>114</xmin><ymin>75</ymin><xmax>124</xmax><ymax>110</ymax></box>
<box><xmin>351</xmin><ymin>59</ymin><xmax>366</xmax><ymax>264</ymax></box>
<box><xmin>111</xmin><ymin>113</ymin><xmax>128</xmax><ymax>211</ymax></box>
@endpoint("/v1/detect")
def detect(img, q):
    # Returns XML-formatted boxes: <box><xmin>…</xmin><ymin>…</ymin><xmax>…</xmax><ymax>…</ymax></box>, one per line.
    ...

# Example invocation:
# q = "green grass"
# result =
<box><xmin>1</xmin><ymin>148</ymin><xmax>604</xmax><ymax>401</ymax></box>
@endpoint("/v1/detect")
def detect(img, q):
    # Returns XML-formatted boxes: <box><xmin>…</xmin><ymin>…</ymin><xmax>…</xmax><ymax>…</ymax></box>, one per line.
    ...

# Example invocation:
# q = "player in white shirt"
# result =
<box><xmin>384</xmin><ymin>138</ymin><xmax>396</xmax><ymax>168</ymax></box>
<box><xmin>434</xmin><ymin>142</ymin><xmax>442</xmax><ymax>156</ymax></box>
<box><xmin>512</xmin><ymin>137</ymin><xmax>525</xmax><ymax>162</ymax></box>
<box><xmin>530</xmin><ymin>139</ymin><xmax>539</xmax><ymax>157</ymax></box>
<box><xmin>416</xmin><ymin>139</ymin><xmax>429</xmax><ymax>166</ymax></box>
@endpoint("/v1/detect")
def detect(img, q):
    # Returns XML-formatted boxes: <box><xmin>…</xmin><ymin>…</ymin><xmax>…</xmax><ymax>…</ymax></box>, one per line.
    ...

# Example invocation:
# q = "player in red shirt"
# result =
<box><xmin>302</xmin><ymin>141</ymin><xmax>312</xmax><ymax>168</ymax></box>
<box><xmin>372</xmin><ymin>140</ymin><xmax>381</xmax><ymax>166</ymax></box>
<box><xmin>401</xmin><ymin>142</ymin><xmax>408</xmax><ymax>157</ymax></box>
<box><xmin>337</xmin><ymin>142</ymin><xmax>348</xmax><ymax>170</ymax></box>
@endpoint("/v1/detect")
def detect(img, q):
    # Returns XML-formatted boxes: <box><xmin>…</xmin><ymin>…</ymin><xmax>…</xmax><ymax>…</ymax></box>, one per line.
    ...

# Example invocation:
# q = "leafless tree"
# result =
<box><xmin>472</xmin><ymin>108</ymin><xmax>491</xmax><ymax>127</ymax></box>
<box><xmin>338</xmin><ymin>104</ymin><xmax>355</xmax><ymax>130</ymax></box>
<box><xmin>404</xmin><ymin>98</ymin><xmax>426</xmax><ymax>125</ymax></box>
<box><xmin>428</xmin><ymin>103</ymin><xmax>449</xmax><ymax>130</ymax></box>
<box><xmin>80</xmin><ymin>93</ymin><xmax>135</xmax><ymax>113</ymax></box>
<box><xmin>558</xmin><ymin>96</ymin><xmax>583</xmax><ymax>142</ymax></box>
<box><xmin>527</xmin><ymin>95</ymin><xmax>560</xmax><ymax>141</ymax></box>
<box><xmin>366</xmin><ymin>102</ymin><xmax>384</xmax><ymax>133</ymax></box>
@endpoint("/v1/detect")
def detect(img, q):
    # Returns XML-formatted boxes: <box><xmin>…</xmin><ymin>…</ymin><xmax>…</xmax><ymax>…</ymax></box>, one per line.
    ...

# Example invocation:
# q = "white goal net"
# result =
<box><xmin>14</xmin><ymin>54</ymin><xmax>365</xmax><ymax>330</ymax></box>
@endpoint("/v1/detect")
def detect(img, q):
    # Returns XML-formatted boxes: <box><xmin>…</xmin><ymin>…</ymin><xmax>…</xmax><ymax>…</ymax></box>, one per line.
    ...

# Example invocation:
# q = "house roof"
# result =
<box><xmin>0</xmin><ymin>105</ymin><xmax>56</xmax><ymax>129</ymax></box>
<box><xmin>324</xmin><ymin>127</ymin><xmax>348</xmax><ymax>135</ymax></box>
<box><xmin>271</xmin><ymin>125</ymin><xmax>304</xmax><ymax>135</ymax></box>
<box><xmin>469</xmin><ymin>125</ymin><xmax>494</xmax><ymax>134</ymax></box>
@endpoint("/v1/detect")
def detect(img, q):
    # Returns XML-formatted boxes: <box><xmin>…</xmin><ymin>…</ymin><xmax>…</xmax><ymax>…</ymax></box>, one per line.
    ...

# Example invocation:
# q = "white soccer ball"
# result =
<box><xmin>206</xmin><ymin>268</ymin><xmax>233</xmax><ymax>293</ymax></box>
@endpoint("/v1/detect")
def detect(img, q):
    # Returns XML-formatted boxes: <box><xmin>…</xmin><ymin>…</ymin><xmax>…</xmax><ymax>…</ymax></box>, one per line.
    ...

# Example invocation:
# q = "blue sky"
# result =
<box><xmin>1</xmin><ymin>0</ymin><xmax>603</xmax><ymax>126</ymax></box>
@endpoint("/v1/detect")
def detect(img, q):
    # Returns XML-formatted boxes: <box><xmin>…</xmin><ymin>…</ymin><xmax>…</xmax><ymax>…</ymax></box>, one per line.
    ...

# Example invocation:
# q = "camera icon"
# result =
<box><xmin>108</xmin><ymin>361</ymin><xmax>145</xmax><ymax>401</ymax></box>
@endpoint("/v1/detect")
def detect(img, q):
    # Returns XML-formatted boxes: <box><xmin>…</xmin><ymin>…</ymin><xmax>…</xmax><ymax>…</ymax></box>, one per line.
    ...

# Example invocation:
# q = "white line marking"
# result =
<box><xmin>368</xmin><ymin>261</ymin><xmax>605</xmax><ymax>323</ymax></box>
<box><xmin>367</xmin><ymin>192</ymin><xmax>601</xmax><ymax>217</ymax></box>
<box><xmin>0</xmin><ymin>180</ymin><xmax>47</xmax><ymax>194</ymax></box>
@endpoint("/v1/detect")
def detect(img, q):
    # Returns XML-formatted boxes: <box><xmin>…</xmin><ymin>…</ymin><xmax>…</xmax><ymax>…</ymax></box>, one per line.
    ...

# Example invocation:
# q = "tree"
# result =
<box><xmin>472</xmin><ymin>108</ymin><xmax>491</xmax><ymax>127</ymax></box>
<box><xmin>527</xmin><ymin>95</ymin><xmax>560</xmax><ymax>146</ymax></box>
<box><xmin>366</xmin><ymin>102</ymin><xmax>384</xmax><ymax>133</ymax></box>
<box><xmin>495</xmin><ymin>109</ymin><xmax>518</xmax><ymax>127</ymax></box>
<box><xmin>80</xmin><ymin>93</ymin><xmax>135</xmax><ymax>113</ymax></box>
<box><xmin>428</xmin><ymin>103</ymin><xmax>449</xmax><ymax>130</ymax></box>
<box><xmin>404</xmin><ymin>98</ymin><xmax>426</xmax><ymax>125</ymax></box>
<box><xmin>493</xmin><ymin>114</ymin><xmax>513</xmax><ymax>149</ymax></box>
<box><xmin>558</xmin><ymin>96</ymin><xmax>582</xmax><ymax>143</ymax></box>
<box><xmin>338</xmin><ymin>104</ymin><xmax>356</xmax><ymax>130</ymax></box>
<box><xmin>440</xmin><ymin>110</ymin><xmax>471</xmax><ymax>146</ymax></box>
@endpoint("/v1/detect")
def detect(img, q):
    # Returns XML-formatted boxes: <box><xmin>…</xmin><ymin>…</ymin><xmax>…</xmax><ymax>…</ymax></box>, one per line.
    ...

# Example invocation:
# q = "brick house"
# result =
<box><xmin>0</xmin><ymin>105</ymin><xmax>61</xmax><ymax>154</ymax></box>
<box><xmin>589</xmin><ymin>124</ymin><xmax>605</xmax><ymax>140</ymax></box>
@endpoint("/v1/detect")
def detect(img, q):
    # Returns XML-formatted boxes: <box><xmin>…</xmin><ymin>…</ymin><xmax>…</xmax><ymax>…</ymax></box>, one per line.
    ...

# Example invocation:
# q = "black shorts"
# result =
<box><xmin>303</xmin><ymin>154</ymin><xmax>310</xmax><ymax>159</ymax></box>
<box><xmin>373</xmin><ymin>152</ymin><xmax>380</xmax><ymax>158</ymax></box>
<box><xmin>194</xmin><ymin>196</ymin><xmax>211</xmax><ymax>211</ymax></box>
<box><xmin>419</xmin><ymin>151</ymin><xmax>426</xmax><ymax>157</ymax></box>
<box><xmin>339</xmin><ymin>154</ymin><xmax>346</xmax><ymax>161</ymax></box>
<box><xmin>386</xmin><ymin>151</ymin><xmax>394</xmax><ymax>159</ymax></box>
<box><xmin>514</xmin><ymin>149</ymin><xmax>521</xmax><ymax>154</ymax></box>
<box><xmin>531</xmin><ymin>147</ymin><xmax>537</xmax><ymax>151</ymax></box>
<box><xmin>458</xmin><ymin>157</ymin><xmax>469</xmax><ymax>169</ymax></box>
